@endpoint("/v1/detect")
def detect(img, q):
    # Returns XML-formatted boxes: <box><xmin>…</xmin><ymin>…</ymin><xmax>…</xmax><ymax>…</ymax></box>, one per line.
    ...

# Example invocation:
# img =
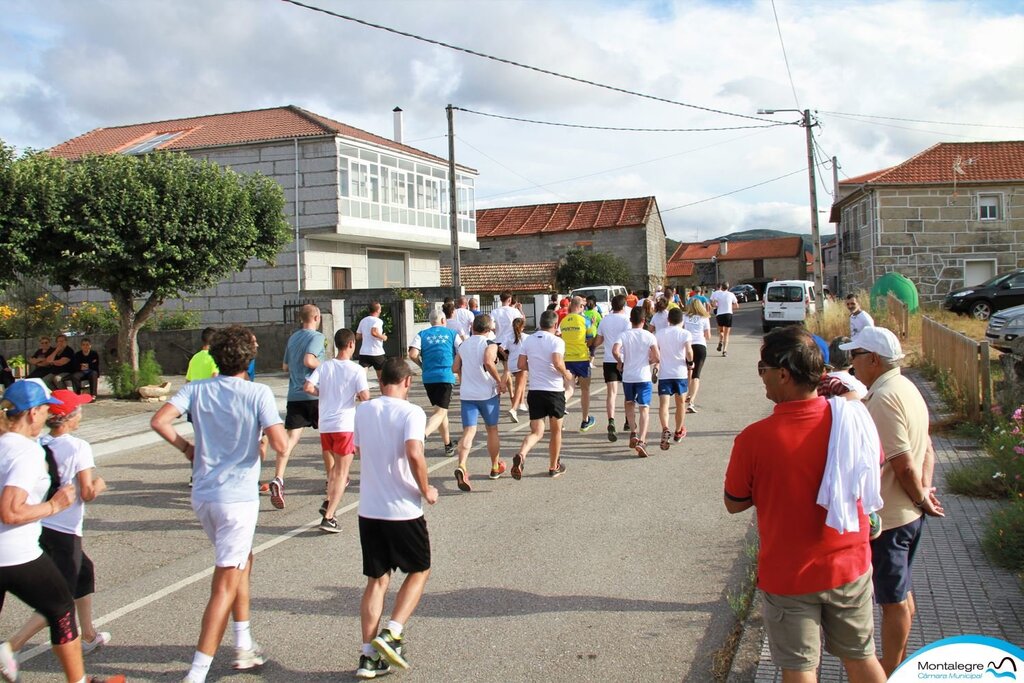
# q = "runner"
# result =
<box><xmin>594</xmin><ymin>294</ymin><xmax>632</xmax><ymax>441</ymax></box>
<box><xmin>407</xmin><ymin>308</ymin><xmax>457</xmax><ymax>456</ymax></box>
<box><xmin>451</xmin><ymin>296</ymin><xmax>475</xmax><ymax>342</ymax></box>
<box><xmin>510</xmin><ymin>310</ymin><xmax>573</xmax><ymax>480</ymax></box>
<box><xmin>151</xmin><ymin>326</ymin><xmax>288</xmax><ymax>683</ymax></box>
<box><xmin>613</xmin><ymin>307</ymin><xmax>660</xmax><ymax>458</ymax></box>
<box><xmin>709</xmin><ymin>282</ymin><xmax>739</xmax><ymax>356</ymax></box>
<box><xmin>682</xmin><ymin>299</ymin><xmax>712</xmax><ymax>413</ymax></box>
<box><xmin>353</xmin><ymin>358</ymin><xmax>438</xmax><ymax>679</ymax></box>
<box><xmin>505</xmin><ymin>317</ymin><xmax>528</xmax><ymax>423</ymax></box>
<box><xmin>451</xmin><ymin>314</ymin><xmax>506</xmax><ymax>491</ymax></box>
<box><xmin>272</xmin><ymin>304</ymin><xmax>325</xmax><ymax>510</ymax></box>
<box><xmin>490</xmin><ymin>291</ymin><xmax>524</xmax><ymax>401</ymax></box>
<box><xmin>582</xmin><ymin>296</ymin><xmax>603</xmax><ymax>362</ymax></box>
<box><xmin>559</xmin><ymin>297</ymin><xmax>595</xmax><ymax>432</ymax></box>
<box><xmin>649</xmin><ymin>297</ymin><xmax>670</xmax><ymax>334</ymax></box>
<box><xmin>186</xmin><ymin>328</ymin><xmax>219</xmax><ymax>384</ymax></box>
<box><xmin>304</xmin><ymin>328</ymin><xmax>370</xmax><ymax>534</ymax></box>
<box><xmin>356</xmin><ymin>302</ymin><xmax>388</xmax><ymax>385</ymax></box>
<box><xmin>655</xmin><ymin>308</ymin><xmax>694</xmax><ymax>449</ymax></box>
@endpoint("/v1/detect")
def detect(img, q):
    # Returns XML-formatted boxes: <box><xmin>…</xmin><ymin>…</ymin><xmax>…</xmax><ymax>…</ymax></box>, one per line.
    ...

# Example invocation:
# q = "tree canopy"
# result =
<box><xmin>556</xmin><ymin>248</ymin><xmax>632</xmax><ymax>291</ymax></box>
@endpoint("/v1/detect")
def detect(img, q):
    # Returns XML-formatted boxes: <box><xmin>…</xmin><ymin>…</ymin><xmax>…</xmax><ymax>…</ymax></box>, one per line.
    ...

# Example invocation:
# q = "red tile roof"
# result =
<box><xmin>667</xmin><ymin>261</ymin><xmax>695</xmax><ymax>278</ymax></box>
<box><xmin>669</xmin><ymin>236</ymin><xmax>803</xmax><ymax>263</ymax></box>
<box><xmin>48</xmin><ymin>105</ymin><xmax>468</xmax><ymax>169</ymax></box>
<box><xmin>440</xmin><ymin>262</ymin><xmax>558</xmax><ymax>293</ymax></box>
<box><xmin>838</xmin><ymin>141</ymin><xmax>1024</xmax><ymax>186</ymax></box>
<box><xmin>475</xmin><ymin>197</ymin><xmax>656</xmax><ymax>238</ymax></box>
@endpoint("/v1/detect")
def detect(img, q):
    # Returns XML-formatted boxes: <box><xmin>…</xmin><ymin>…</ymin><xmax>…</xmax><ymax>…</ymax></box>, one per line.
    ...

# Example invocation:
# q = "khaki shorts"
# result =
<box><xmin>761</xmin><ymin>569</ymin><xmax>876</xmax><ymax>671</ymax></box>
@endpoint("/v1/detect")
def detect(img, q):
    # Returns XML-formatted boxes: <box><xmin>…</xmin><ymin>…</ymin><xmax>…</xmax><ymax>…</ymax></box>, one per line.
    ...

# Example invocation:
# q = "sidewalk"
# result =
<box><xmin>748</xmin><ymin>371</ymin><xmax>1024</xmax><ymax>682</ymax></box>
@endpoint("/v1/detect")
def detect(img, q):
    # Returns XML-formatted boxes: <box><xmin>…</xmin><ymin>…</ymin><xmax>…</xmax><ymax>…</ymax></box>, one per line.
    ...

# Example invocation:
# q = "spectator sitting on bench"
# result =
<box><xmin>26</xmin><ymin>335</ymin><xmax>53</xmax><ymax>379</ymax></box>
<box><xmin>66</xmin><ymin>337</ymin><xmax>101</xmax><ymax>397</ymax></box>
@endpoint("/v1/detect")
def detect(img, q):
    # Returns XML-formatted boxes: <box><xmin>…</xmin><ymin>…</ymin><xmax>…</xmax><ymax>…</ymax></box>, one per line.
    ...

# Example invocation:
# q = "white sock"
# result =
<box><xmin>386</xmin><ymin>620</ymin><xmax>404</xmax><ymax>638</ymax></box>
<box><xmin>233</xmin><ymin>620</ymin><xmax>253</xmax><ymax>650</ymax></box>
<box><xmin>361</xmin><ymin>643</ymin><xmax>376</xmax><ymax>657</ymax></box>
<box><xmin>187</xmin><ymin>651</ymin><xmax>214</xmax><ymax>683</ymax></box>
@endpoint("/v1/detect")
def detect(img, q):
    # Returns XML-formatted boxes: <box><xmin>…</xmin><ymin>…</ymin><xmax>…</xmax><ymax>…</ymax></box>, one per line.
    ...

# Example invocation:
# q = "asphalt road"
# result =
<box><xmin>3</xmin><ymin>308</ymin><xmax>774</xmax><ymax>682</ymax></box>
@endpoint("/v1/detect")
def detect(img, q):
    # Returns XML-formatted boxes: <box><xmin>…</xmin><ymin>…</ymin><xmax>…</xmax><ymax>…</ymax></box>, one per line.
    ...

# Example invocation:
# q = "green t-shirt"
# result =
<box><xmin>186</xmin><ymin>349</ymin><xmax>219</xmax><ymax>381</ymax></box>
<box><xmin>559</xmin><ymin>313</ymin><xmax>590</xmax><ymax>362</ymax></box>
<box><xmin>583</xmin><ymin>308</ymin><xmax>603</xmax><ymax>339</ymax></box>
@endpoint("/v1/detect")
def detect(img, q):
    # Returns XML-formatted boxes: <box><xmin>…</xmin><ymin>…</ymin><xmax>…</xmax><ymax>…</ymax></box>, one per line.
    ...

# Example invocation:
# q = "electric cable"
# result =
<box><xmin>818</xmin><ymin>110</ymin><xmax>1024</xmax><ymax>130</ymax></box>
<box><xmin>456</xmin><ymin>135</ymin><xmax>570</xmax><ymax>201</ymax></box>
<box><xmin>770</xmin><ymin>0</ymin><xmax>801</xmax><ymax>109</ymax></box>
<box><xmin>451</xmin><ymin>106</ymin><xmax>788</xmax><ymax>132</ymax></box>
<box><xmin>660</xmin><ymin>168</ymin><xmax>807</xmax><ymax>213</ymax></box>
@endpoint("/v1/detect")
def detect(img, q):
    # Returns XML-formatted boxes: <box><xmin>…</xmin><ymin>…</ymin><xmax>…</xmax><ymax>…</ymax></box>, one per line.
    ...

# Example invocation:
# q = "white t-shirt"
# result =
<box><xmin>522</xmin><ymin>330</ymin><xmax>566</xmax><ymax>392</ymax></box>
<box><xmin>39</xmin><ymin>433</ymin><xmax>95</xmax><ymax>537</ymax></box>
<box><xmin>491</xmin><ymin>305</ymin><xmax>523</xmax><ymax>348</ymax></box>
<box><xmin>850</xmin><ymin>310</ymin><xmax>875</xmax><ymax>336</ymax></box>
<box><xmin>307</xmin><ymin>358</ymin><xmax>369</xmax><ymax>433</ymax></box>
<box><xmin>683</xmin><ymin>314</ymin><xmax>710</xmax><ymax>346</ymax></box>
<box><xmin>453</xmin><ymin>307</ymin><xmax>475</xmax><ymax>340</ymax></box>
<box><xmin>169</xmin><ymin>376</ymin><xmax>283</xmax><ymax>504</ymax></box>
<box><xmin>357</xmin><ymin>316</ymin><xmax>385</xmax><ymax>357</ymax></box>
<box><xmin>827</xmin><ymin>370</ymin><xmax>869</xmax><ymax>400</ymax></box>
<box><xmin>710</xmin><ymin>290</ymin><xmax>738</xmax><ymax>315</ymax></box>
<box><xmin>596</xmin><ymin>312</ymin><xmax>631</xmax><ymax>363</ymax></box>
<box><xmin>656</xmin><ymin>326</ymin><xmax>694</xmax><ymax>380</ymax></box>
<box><xmin>507</xmin><ymin>335</ymin><xmax>525</xmax><ymax>374</ymax></box>
<box><xmin>650</xmin><ymin>310</ymin><xmax>670</xmax><ymax>334</ymax></box>
<box><xmin>457</xmin><ymin>336</ymin><xmax>499</xmax><ymax>401</ymax></box>
<box><xmin>355</xmin><ymin>396</ymin><xmax>427</xmax><ymax>521</ymax></box>
<box><xmin>0</xmin><ymin>432</ymin><xmax>50</xmax><ymax>566</ymax></box>
<box><xmin>616</xmin><ymin>328</ymin><xmax>658</xmax><ymax>383</ymax></box>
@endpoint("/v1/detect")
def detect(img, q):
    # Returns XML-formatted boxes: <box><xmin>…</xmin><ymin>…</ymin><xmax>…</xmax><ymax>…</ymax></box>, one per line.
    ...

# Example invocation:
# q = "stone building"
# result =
<box><xmin>47</xmin><ymin>105</ymin><xmax>478</xmax><ymax>325</ymax></box>
<box><xmin>832</xmin><ymin>141</ymin><xmax>1024</xmax><ymax>302</ymax></box>
<box><xmin>667</xmin><ymin>236</ymin><xmax>808</xmax><ymax>290</ymax></box>
<box><xmin>466</xmin><ymin>197</ymin><xmax>666</xmax><ymax>291</ymax></box>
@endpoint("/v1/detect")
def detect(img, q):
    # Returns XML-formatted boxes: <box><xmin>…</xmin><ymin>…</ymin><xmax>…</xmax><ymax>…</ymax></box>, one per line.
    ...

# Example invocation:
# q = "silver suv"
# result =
<box><xmin>985</xmin><ymin>304</ymin><xmax>1024</xmax><ymax>353</ymax></box>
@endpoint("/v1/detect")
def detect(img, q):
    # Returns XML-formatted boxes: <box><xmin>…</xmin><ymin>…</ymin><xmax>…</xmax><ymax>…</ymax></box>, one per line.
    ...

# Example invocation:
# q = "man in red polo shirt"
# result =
<box><xmin>724</xmin><ymin>326</ymin><xmax>886</xmax><ymax>683</ymax></box>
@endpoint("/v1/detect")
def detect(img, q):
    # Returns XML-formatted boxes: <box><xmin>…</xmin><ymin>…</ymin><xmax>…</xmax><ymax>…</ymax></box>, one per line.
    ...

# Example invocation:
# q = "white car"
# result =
<box><xmin>570</xmin><ymin>285</ymin><xmax>628</xmax><ymax>314</ymax></box>
<box><xmin>985</xmin><ymin>304</ymin><xmax>1024</xmax><ymax>353</ymax></box>
<box><xmin>761</xmin><ymin>280</ymin><xmax>819</xmax><ymax>333</ymax></box>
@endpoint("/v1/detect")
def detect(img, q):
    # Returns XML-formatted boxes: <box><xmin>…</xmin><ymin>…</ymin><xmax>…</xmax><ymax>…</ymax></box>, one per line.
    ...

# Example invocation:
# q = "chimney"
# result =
<box><xmin>393</xmin><ymin>107</ymin><xmax>404</xmax><ymax>144</ymax></box>
<box><xmin>718</xmin><ymin>238</ymin><xmax>729</xmax><ymax>256</ymax></box>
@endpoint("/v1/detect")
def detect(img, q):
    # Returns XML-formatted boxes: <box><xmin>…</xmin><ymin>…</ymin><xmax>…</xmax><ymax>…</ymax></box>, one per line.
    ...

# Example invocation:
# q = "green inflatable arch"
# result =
<box><xmin>871</xmin><ymin>272</ymin><xmax>920</xmax><ymax>313</ymax></box>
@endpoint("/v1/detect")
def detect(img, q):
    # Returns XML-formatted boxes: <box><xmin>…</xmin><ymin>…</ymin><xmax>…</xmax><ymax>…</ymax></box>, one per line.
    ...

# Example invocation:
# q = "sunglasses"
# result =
<box><xmin>757</xmin><ymin>361</ymin><xmax>780</xmax><ymax>376</ymax></box>
<box><xmin>849</xmin><ymin>350</ymin><xmax>873</xmax><ymax>358</ymax></box>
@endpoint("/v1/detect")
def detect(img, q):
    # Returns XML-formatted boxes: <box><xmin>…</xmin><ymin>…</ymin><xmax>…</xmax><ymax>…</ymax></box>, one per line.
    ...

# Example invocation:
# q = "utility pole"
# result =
<box><xmin>832</xmin><ymin>155</ymin><xmax>841</xmax><ymax>296</ymax></box>
<box><xmin>446</xmin><ymin>104</ymin><xmax>461</xmax><ymax>298</ymax></box>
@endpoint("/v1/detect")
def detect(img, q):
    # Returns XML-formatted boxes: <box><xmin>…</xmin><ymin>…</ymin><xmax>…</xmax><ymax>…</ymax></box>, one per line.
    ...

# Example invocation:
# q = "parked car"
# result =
<box><xmin>761</xmin><ymin>280</ymin><xmax>819</xmax><ymax>333</ymax></box>
<box><xmin>943</xmin><ymin>269</ymin><xmax>1024</xmax><ymax>320</ymax></box>
<box><xmin>570</xmin><ymin>285</ymin><xmax>628</xmax><ymax>314</ymax></box>
<box><xmin>985</xmin><ymin>304</ymin><xmax>1024</xmax><ymax>353</ymax></box>
<box><xmin>729</xmin><ymin>284</ymin><xmax>759</xmax><ymax>303</ymax></box>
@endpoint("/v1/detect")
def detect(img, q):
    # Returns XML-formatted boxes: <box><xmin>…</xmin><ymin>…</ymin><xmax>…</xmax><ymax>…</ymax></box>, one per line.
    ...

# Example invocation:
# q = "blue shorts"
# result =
<box><xmin>870</xmin><ymin>515</ymin><xmax>924</xmax><ymax>604</ymax></box>
<box><xmin>565</xmin><ymin>361</ymin><xmax>591</xmax><ymax>379</ymax></box>
<box><xmin>460</xmin><ymin>395</ymin><xmax>501</xmax><ymax>427</ymax></box>
<box><xmin>658</xmin><ymin>378</ymin><xmax>689</xmax><ymax>396</ymax></box>
<box><xmin>623</xmin><ymin>382</ymin><xmax>652</xmax><ymax>407</ymax></box>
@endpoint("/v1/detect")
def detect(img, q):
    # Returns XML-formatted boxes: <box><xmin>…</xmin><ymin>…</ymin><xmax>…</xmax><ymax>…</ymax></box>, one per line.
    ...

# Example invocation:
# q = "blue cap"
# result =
<box><xmin>1</xmin><ymin>380</ymin><xmax>63</xmax><ymax>414</ymax></box>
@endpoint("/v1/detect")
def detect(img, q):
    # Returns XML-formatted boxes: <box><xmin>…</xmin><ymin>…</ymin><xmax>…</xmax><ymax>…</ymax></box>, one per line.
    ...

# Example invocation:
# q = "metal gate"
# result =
<box><xmin>346</xmin><ymin>299</ymin><xmax>406</xmax><ymax>358</ymax></box>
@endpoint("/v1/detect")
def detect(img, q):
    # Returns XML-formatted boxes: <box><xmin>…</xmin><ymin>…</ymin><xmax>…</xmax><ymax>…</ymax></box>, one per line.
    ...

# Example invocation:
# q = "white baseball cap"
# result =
<box><xmin>839</xmin><ymin>326</ymin><xmax>905</xmax><ymax>361</ymax></box>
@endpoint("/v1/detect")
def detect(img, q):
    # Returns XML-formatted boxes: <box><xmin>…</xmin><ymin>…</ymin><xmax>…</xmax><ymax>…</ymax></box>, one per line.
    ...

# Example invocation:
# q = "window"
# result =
<box><xmin>367</xmin><ymin>250</ymin><xmax>406</xmax><ymax>288</ymax></box>
<box><xmin>979</xmin><ymin>194</ymin><xmax>1000</xmax><ymax>220</ymax></box>
<box><xmin>351</xmin><ymin>162</ymin><xmax>369</xmax><ymax>199</ymax></box>
<box><xmin>331</xmin><ymin>267</ymin><xmax>351</xmax><ymax>290</ymax></box>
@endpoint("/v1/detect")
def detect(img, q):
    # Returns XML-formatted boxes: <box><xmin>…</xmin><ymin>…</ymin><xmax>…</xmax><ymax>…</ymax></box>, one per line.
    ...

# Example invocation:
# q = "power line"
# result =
<box><xmin>452</xmin><ymin>106</ymin><xmax>787</xmax><ymax>133</ymax></box>
<box><xmin>770</xmin><ymin>0</ymin><xmax>800</xmax><ymax>109</ymax></box>
<box><xmin>279</xmin><ymin>0</ymin><xmax>774</xmax><ymax>124</ymax></box>
<box><xmin>456</xmin><ymin>135</ymin><xmax>570</xmax><ymax>202</ymax></box>
<box><xmin>823</xmin><ymin>112</ymin><xmax>988</xmax><ymax>139</ymax></box>
<box><xmin>818</xmin><ymin>110</ymin><xmax>1024</xmax><ymax>130</ymax></box>
<box><xmin>660</xmin><ymin>168</ymin><xmax>807</xmax><ymax>213</ymax></box>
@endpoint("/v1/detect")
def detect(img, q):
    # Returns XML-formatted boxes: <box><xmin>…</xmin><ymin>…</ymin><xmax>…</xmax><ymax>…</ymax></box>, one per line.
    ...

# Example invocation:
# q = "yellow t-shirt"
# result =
<box><xmin>559</xmin><ymin>313</ymin><xmax>590</xmax><ymax>362</ymax></box>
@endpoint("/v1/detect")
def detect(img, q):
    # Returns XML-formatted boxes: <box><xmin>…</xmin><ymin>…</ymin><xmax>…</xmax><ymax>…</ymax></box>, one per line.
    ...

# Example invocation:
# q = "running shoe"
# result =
<box><xmin>548</xmin><ymin>461</ymin><xmax>566</xmax><ymax>477</ymax></box>
<box><xmin>356</xmin><ymin>654</ymin><xmax>391</xmax><ymax>679</ymax></box>
<box><xmin>454</xmin><ymin>466</ymin><xmax>472</xmax><ymax>492</ymax></box>
<box><xmin>660</xmin><ymin>429</ymin><xmax>671</xmax><ymax>451</ymax></box>
<box><xmin>82</xmin><ymin>631</ymin><xmax>111</xmax><ymax>655</ymax></box>
<box><xmin>488</xmin><ymin>460</ymin><xmax>507</xmax><ymax>480</ymax></box>
<box><xmin>629</xmin><ymin>431</ymin><xmax>639</xmax><ymax>449</ymax></box>
<box><xmin>319</xmin><ymin>516</ymin><xmax>341</xmax><ymax>534</ymax></box>
<box><xmin>232</xmin><ymin>642</ymin><xmax>266</xmax><ymax>670</ymax></box>
<box><xmin>1</xmin><ymin>641</ymin><xmax>18</xmax><ymax>683</ymax></box>
<box><xmin>511</xmin><ymin>454</ymin><xmax>524</xmax><ymax>480</ymax></box>
<box><xmin>319</xmin><ymin>499</ymin><xmax>329</xmax><ymax>516</ymax></box>
<box><xmin>686</xmin><ymin>404</ymin><xmax>698</xmax><ymax>414</ymax></box>
<box><xmin>188</xmin><ymin>475</ymin><xmax>192</xmax><ymax>488</ymax></box>
<box><xmin>259</xmin><ymin>481</ymin><xmax>270</xmax><ymax>494</ymax></box>
<box><xmin>636</xmin><ymin>441</ymin><xmax>650</xmax><ymax>458</ymax></box>
<box><xmin>90</xmin><ymin>677</ymin><xmax>126</xmax><ymax>683</ymax></box>
<box><xmin>607</xmin><ymin>421</ymin><xmax>618</xmax><ymax>442</ymax></box>
<box><xmin>622</xmin><ymin>421</ymin><xmax>632</xmax><ymax>433</ymax></box>
<box><xmin>269</xmin><ymin>477</ymin><xmax>285</xmax><ymax>509</ymax></box>
<box><xmin>723</xmin><ymin>351</ymin><xmax>727</xmax><ymax>357</ymax></box>
<box><xmin>372</xmin><ymin>629</ymin><xmax>408</xmax><ymax>670</ymax></box>
<box><xmin>580</xmin><ymin>416</ymin><xmax>596</xmax><ymax>432</ymax></box>
<box><xmin>674</xmin><ymin>428</ymin><xmax>687</xmax><ymax>441</ymax></box>
<box><xmin>508</xmin><ymin>408</ymin><xmax>519</xmax><ymax>423</ymax></box>
<box><xmin>717</xmin><ymin>341</ymin><xmax>723</xmax><ymax>352</ymax></box>
<box><xmin>444</xmin><ymin>442</ymin><xmax>455</xmax><ymax>457</ymax></box>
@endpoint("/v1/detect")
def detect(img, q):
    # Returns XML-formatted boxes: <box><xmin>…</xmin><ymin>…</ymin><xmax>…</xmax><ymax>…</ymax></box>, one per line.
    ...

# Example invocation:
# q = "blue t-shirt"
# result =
<box><xmin>417</xmin><ymin>326</ymin><xmax>457</xmax><ymax>384</ymax></box>
<box><xmin>283</xmin><ymin>328</ymin><xmax>326</xmax><ymax>401</ymax></box>
<box><xmin>170</xmin><ymin>376</ymin><xmax>283</xmax><ymax>504</ymax></box>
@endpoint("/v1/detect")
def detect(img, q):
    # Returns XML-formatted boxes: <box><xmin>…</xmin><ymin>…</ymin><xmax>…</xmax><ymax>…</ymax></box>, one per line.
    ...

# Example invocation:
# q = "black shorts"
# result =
<box><xmin>603</xmin><ymin>362</ymin><xmax>623</xmax><ymax>383</ymax></box>
<box><xmin>40</xmin><ymin>526</ymin><xmax>96</xmax><ymax>599</ymax></box>
<box><xmin>359</xmin><ymin>354</ymin><xmax>386</xmax><ymax>371</ymax></box>
<box><xmin>871</xmin><ymin>515</ymin><xmax>924</xmax><ymax>604</ymax></box>
<box><xmin>716</xmin><ymin>313</ymin><xmax>734</xmax><ymax>328</ymax></box>
<box><xmin>527</xmin><ymin>390</ymin><xmax>566</xmax><ymax>420</ymax></box>
<box><xmin>690</xmin><ymin>345</ymin><xmax>708</xmax><ymax>379</ymax></box>
<box><xmin>0</xmin><ymin>553</ymin><xmax>78</xmax><ymax>645</ymax></box>
<box><xmin>285</xmin><ymin>400</ymin><xmax>319</xmax><ymax>430</ymax></box>
<box><xmin>424</xmin><ymin>382</ymin><xmax>453</xmax><ymax>409</ymax></box>
<box><xmin>359</xmin><ymin>516</ymin><xmax>431</xmax><ymax>578</ymax></box>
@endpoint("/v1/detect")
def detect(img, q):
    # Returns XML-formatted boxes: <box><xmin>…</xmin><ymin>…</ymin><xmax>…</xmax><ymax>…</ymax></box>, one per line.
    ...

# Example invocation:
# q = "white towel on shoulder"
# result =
<box><xmin>817</xmin><ymin>397</ymin><xmax>884</xmax><ymax>533</ymax></box>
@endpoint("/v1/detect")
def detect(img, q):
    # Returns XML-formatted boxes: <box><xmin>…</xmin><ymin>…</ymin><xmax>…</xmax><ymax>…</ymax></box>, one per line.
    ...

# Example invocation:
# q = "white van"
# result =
<box><xmin>570</xmin><ymin>285</ymin><xmax>628</xmax><ymax>314</ymax></box>
<box><xmin>761</xmin><ymin>280</ymin><xmax>818</xmax><ymax>332</ymax></box>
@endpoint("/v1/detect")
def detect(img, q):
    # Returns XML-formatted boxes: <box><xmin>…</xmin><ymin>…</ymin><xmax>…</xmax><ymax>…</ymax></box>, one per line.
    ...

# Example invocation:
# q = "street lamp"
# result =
<box><xmin>757</xmin><ymin>108</ymin><xmax>825</xmax><ymax>314</ymax></box>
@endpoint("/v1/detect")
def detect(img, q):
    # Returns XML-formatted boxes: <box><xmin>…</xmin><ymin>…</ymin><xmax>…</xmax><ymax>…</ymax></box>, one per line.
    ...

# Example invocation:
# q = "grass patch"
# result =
<box><xmin>983</xmin><ymin>501</ymin><xmax>1024</xmax><ymax>573</ymax></box>
<box><xmin>710</xmin><ymin>535</ymin><xmax>760</xmax><ymax>681</ymax></box>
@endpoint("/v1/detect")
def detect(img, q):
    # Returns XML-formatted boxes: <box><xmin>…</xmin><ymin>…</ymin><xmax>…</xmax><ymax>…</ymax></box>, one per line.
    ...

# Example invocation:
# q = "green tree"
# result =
<box><xmin>556</xmin><ymin>248</ymin><xmax>631</xmax><ymax>291</ymax></box>
<box><xmin>0</xmin><ymin>144</ymin><xmax>67</xmax><ymax>287</ymax></box>
<box><xmin>16</xmin><ymin>149</ymin><xmax>291</xmax><ymax>369</ymax></box>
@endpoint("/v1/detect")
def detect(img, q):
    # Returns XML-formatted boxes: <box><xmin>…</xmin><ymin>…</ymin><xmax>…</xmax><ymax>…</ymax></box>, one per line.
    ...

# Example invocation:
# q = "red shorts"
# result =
<box><xmin>320</xmin><ymin>431</ymin><xmax>355</xmax><ymax>456</ymax></box>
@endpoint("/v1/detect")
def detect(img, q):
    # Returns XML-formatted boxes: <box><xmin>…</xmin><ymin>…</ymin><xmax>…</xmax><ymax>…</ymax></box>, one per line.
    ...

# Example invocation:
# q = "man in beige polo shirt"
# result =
<box><xmin>841</xmin><ymin>327</ymin><xmax>945</xmax><ymax>677</ymax></box>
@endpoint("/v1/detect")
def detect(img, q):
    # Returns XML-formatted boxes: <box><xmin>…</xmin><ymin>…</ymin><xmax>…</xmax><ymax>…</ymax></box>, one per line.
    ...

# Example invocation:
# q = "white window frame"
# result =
<box><xmin>963</xmin><ymin>258</ymin><xmax>997</xmax><ymax>287</ymax></box>
<box><xmin>977</xmin><ymin>193</ymin><xmax>1001</xmax><ymax>221</ymax></box>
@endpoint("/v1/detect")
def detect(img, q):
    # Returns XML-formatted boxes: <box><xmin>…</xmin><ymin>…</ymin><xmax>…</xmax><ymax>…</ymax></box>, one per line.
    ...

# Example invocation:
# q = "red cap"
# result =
<box><xmin>559</xmin><ymin>297</ymin><xmax>570</xmax><ymax>308</ymax></box>
<box><xmin>48</xmin><ymin>390</ymin><xmax>94</xmax><ymax>416</ymax></box>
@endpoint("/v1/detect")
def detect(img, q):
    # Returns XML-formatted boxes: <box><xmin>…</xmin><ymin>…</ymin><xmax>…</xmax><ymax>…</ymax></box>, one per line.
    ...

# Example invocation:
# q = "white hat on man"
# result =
<box><xmin>838</xmin><ymin>326</ymin><xmax>905</xmax><ymax>362</ymax></box>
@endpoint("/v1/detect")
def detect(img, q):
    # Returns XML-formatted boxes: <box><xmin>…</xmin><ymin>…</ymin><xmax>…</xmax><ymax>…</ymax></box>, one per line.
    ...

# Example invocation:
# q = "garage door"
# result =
<box><xmin>964</xmin><ymin>260</ymin><xmax>995</xmax><ymax>287</ymax></box>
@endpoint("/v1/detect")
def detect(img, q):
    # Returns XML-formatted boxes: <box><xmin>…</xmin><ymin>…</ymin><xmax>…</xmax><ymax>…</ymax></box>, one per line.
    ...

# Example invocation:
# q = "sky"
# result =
<box><xmin>2</xmin><ymin>0</ymin><xmax>1023</xmax><ymax>245</ymax></box>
